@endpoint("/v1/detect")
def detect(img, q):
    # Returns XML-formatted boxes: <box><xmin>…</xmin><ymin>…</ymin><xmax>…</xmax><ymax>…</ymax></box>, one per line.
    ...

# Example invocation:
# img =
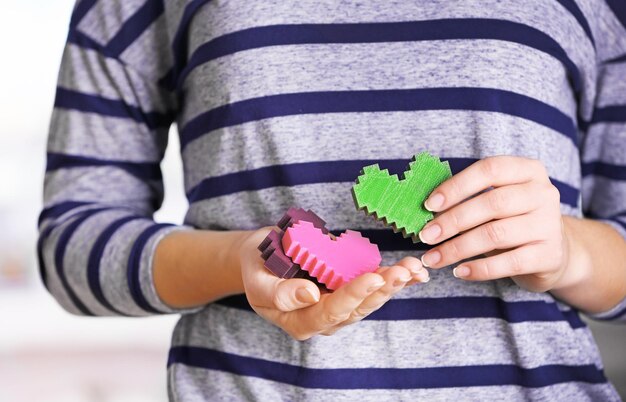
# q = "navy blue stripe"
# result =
<box><xmin>38</xmin><ymin>201</ymin><xmax>93</xmax><ymax>227</ymax></box>
<box><xmin>187</xmin><ymin>159</ymin><xmax>580</xmax><ymax>208</ymax></box>
<box><xmin>47</xmin><ymin>152</ymin><xmax>162</xmax><ymax>182</ymax></box>
<box><xmin>582</xmin><ymin>161</ymin><xmax>626</xmax><ymax>180</ymax></box>
<box><xmin>180</xmin><ymin>87</ymin><xmax>577</xmax><ymax>151</ymax></box>
<box><xmin>38</xmin><ymin>205</ymin><xmax>105</xmax><ymax>289</ymax></box>
<box><xmin>606</xmin><ymin>0</ymin><xmax>626</xmax><ymax>30</ymax></box>
<box><xmin>67</xmin><ymin>27</ymin><xmax>103</xmax><ymax>52</ymax></box>
<box><xmin>54</xmin><ymin>209</ymin><xmax>109</xmax><ymax>315</ymax></box>
<box><xmin>87</xmin><ymin>216</ymin><xmax>144</xmax><ymax>315</ymax></box>
<box><xmin>177</xmin><ymin>19</ymin><xmax>582</xmax><ymax>95</ymax></box>
<box><xmin>217</xmin><ymin>295</ymin><xmax>585</xmax><ymax>329</ymax></box>
<box><xmin>168</xmin><ymin>346</ymin><xmax>605</xmax><ymax>389</ymax></box>
<box><xmin>159</xmin><ymin>0</ymin><xmax>212</xmax><ymax>90</ymax></box>
<box><xmin>590</xmin><ymin>105</ymin><xmax>626</xmax><ymax>125</ymax></box>
<box><xmin>555</xmin><ymin>0</ymin><xmax>595</xmax><ymax>46</ymax></box>
<box><xmin>54</xmin><ymin>87</ymin><xmax>173</xmax><ymax>130</ymax></box>
<box><xmin>127</xmin><ymin>223</ymin><xmax>173</xmax><ymax>314</ymax></box>
<box><xmin>607</xmin><ymin>53</ymin><xmax>626</xmax><ymax>64</ymax></box>
<box><xmin>70</xmin><ymin>0</ymin><xmax>98</xmax><ymax>28</ymax></box>
<box><xmin>104</xmin><ymin>0</ymin><xmax>165</xmax><ymax>58</ymax></box>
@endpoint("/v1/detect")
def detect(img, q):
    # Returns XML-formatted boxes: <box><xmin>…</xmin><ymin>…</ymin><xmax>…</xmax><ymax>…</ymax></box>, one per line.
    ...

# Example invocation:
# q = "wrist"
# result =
<box><xmin>550</xmin><ymin>217</ymin><xmax>593</xmax><ymax>293</ymax></box>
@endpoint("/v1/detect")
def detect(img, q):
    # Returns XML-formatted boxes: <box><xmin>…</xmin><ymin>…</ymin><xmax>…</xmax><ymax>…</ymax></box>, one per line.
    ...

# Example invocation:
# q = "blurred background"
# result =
<box><xmin>0</xmin><ymin>1</ymin><xmax>624</xmax><ymax>401</ymax></box>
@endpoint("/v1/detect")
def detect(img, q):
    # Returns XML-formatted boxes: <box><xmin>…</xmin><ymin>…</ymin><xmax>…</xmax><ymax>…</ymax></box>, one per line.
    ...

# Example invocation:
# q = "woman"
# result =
<box><xmin>40</xmin><ymin>0</ymin><xmax>626</xmax><ymax>400</ymax></box>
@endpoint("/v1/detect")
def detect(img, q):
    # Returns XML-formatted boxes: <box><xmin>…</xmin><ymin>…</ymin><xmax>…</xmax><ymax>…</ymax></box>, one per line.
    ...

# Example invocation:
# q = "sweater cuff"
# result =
<box><xmin>133</xmin><ymin>223</ymin><xmax>203</xmax><ymax>315</ymax></box>
<box><xmin>585</xmin><ymin>296</ymin><xmax>626</xmax><ymax>322</ymax></box>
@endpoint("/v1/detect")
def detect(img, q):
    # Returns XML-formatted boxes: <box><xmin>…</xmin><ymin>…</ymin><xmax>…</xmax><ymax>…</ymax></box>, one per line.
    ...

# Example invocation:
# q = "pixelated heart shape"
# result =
<box><xmin>352</xmin><ymin>152</ymin><xmax>452</xmax><ymax>243</ymax></box>
<box><xmin>258</xmin><ymin>208</ymin><xmax>327</xmax><ymax>279</ymax></box>
<box><xmin>282</xmin><ymin>221</ymin><xmax>382</xmax><ymax>290</ymax></box>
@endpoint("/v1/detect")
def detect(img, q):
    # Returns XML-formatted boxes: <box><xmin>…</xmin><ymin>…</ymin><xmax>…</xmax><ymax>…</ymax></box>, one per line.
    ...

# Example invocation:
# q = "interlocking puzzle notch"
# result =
<box><xmin>258</xmin><ymin>208</ymin><xmax>327</xmax><ymax>278</ymax></box>
<box><xmin>352</xmin><ymin>152</ymin><xmax>452</xmax><ymax>243</ymax></box>
<box><xmin>282</xmin><ymin>221</ymin><xmax>382</xmax><ymax>290</ymax></box>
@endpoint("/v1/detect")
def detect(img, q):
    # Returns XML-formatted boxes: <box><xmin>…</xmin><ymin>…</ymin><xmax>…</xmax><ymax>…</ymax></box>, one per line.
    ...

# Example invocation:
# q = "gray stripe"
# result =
<box><xmin>99</xmin><ymin>218</ymin><xmax>156</xmax><ymax>316</ymax></box>
<box><xmin>62</xmin><ymin>209</ymin><xmax>133</xmax><ymax>315</ymax></box>
<box><xmin>583</xmin><ymin>124</ymin><xmax>626</xmax><ymax>165</ymax></box>
<box><xmin>41</xmin><ymin>214</ymin><xmax>87</xmax><ymax>315</ymax></box>
<box><xmin>582</xmin><ymin>177</ymin><xmax>626</xmax><ymax>216</ymax></box>
<box><xmin>182</xmin><ymin>113</ymin><xmax>580</xmax><ymax>191</ymax></box>
<box><xmin>187</xmin><ymin>0</ymin><xmax>594</xmax><ymax>68</ymax></box>
<box><xmin>167</xmin><ymin>364</ymin><xmax>619</xmax><ymax>401</ymax></box>
<box><xmin>43</xmin><ymin>167</ymin><xmax>161</xmax><ymax>214</ymax></box>
<box><xmin>174</xmin><ymin>303</ymin><xmax>593</xmax><ymax>368</ymax></box>
<box><xmin>182</xmin><ymin>40</ymin><xmax>576</xmax><ymax>122</ymax></box>
<box><xmin>119</xmin><ymin>14</ymin><xmax>176</xmax><ymax>80</ymax></box>
<box><xmin>48</xmin><ymin>109</ymin><xmax>167</xmax><ymax>161</ymax></box>
<box><xmin>77</xmin><ymin>0</ymin><xmax>145</xmax><ymax>47</ymax></box>
<box><xmin>58</xmin><ymin>44</ymin><xmax>174</xmax><ymax>113</ymax></box>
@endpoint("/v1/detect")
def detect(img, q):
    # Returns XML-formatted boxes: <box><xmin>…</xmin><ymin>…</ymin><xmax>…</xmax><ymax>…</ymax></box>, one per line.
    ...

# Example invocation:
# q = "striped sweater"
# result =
<box><xmin>40</xmin><ymin>0</ymin><xmax>626</xmax><ymax>400</ymax></box>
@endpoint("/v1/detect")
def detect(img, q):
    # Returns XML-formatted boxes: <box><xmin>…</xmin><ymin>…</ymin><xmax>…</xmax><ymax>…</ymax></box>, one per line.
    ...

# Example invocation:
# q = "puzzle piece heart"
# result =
<box><xmin>352</xmin><ymin>152</ymin><xmax>452</xmax><ymax>243</ymax></box>
<box><xmin>282</xmin><ymin>221</ymin><xmax>382</xmax><ymax>290</ymax></box>
<box><xmin>258</xmin><ymin>208</ymin><xmax>327</xmax><ymax>278</ymax></box>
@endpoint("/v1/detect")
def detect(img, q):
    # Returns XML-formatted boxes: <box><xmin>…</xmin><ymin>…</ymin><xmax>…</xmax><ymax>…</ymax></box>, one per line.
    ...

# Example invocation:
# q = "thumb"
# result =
<box><xmin>273</xmin><ymin>278</ymin><xmax>321</xmax><ymax>312</ymax></box>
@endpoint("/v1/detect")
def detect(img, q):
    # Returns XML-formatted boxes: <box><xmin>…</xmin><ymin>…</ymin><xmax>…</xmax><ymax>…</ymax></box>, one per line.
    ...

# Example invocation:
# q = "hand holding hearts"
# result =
<box><xmin>282</xmin><ymin>221</ymin><xmax>382</xmax><ymax>290</ymax></box>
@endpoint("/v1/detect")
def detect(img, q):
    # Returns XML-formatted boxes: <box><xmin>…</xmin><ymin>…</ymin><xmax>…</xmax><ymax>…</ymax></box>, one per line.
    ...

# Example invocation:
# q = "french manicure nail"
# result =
<box><xmin>425</xmin><ymin>192</ymin><xmax>445</xmax><ymax>211</ymax></box>
<box><xmin>295</xmin><ymin>287</ymin><xmax>319</xmax><ymax>304</ymax></box>
<box><xmin>453</xmin><ymin>266</ymin><xmax>470</xmax><ymax>278</ymax></box>
<box><xmin>367</xmin><ymin>281</ymin><xmax>386</xmax><ymax>293</ymax></box>
<box><xmin>419</xmin><ymin>224</ymin><xmax>441</xmax><ymax>244</ymax></box>
<box><xmin>421</xmin><ymin>251</ymin><xmax>441</xmax><ymax>267</ymax></box>
<box><xmin>393</xmin><ymin>275</ymin><xmax>411</xmax><ymax>287</ymax></box>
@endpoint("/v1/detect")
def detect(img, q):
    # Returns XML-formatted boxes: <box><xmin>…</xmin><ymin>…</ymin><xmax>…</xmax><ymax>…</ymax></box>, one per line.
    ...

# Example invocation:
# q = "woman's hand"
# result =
<box><xmin>418</xmin><ymin>156</ymin><xmax>575</xmax><ymax>293</ymax></box>
<box><xmin>239</xmin><ymin>228</ymin><xmax>429</xmax><ymax>340</ymax></box>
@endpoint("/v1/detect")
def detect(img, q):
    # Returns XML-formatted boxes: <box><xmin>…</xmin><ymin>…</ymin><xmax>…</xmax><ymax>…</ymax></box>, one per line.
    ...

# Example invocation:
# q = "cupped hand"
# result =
<box><xmin>239</xmin><ymin>227</ymin><xmax>429</xmax><ymax>340</ymax></box>
<box><xmin>418</xmin><ymin>156</ymin><xmax>571</xmax><ymax>293</ymax></box>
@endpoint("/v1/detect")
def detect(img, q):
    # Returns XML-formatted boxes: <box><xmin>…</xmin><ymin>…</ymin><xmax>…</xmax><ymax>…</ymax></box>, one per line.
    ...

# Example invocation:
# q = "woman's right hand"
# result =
<box><xmin>239</xmin><ymin>228</ymin><xmax>429</xmax><ymax>340</ymax></box>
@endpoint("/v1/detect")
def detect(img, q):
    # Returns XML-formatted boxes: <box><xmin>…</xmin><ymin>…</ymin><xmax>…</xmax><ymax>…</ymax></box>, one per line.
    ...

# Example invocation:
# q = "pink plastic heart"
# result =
<box><xmin>282</xmin><ymin>221</ymin><xmax>382</xmax><ymax>290</ymax></box>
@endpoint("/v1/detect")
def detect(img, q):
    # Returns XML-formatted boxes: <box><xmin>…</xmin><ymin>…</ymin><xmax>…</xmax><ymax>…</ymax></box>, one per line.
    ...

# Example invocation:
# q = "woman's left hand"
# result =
<box><xmin>418</xmin><ymin>156</ymin><xmax>573</xmax><ymax>293</ymax></box>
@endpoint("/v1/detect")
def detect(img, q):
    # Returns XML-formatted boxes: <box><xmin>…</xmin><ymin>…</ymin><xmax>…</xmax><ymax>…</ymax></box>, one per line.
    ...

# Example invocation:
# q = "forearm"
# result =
<box><xmin>153</xmin><ymin>229</ymin><xmax>249</xmax><ymax>309</ymax></box>
<box><xmin>551</xmin><ymin>216</ymin><xmax>626</xmax><ymax>314</ymax></box>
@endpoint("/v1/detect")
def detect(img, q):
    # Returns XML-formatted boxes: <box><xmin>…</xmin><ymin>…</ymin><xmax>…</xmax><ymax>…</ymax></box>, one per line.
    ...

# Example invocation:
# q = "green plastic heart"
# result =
<box><xmin>352</xmin><ymin>152</ymin><xmax>452</xmax><ymax>243</ymax></box>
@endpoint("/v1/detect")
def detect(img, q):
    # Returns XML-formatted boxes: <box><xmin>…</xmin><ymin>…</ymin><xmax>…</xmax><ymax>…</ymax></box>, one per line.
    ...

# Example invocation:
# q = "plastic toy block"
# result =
<box><xmin>258</xmin><ymin>208</ymin><xmax>327</xmax><ymax>279</ymax></box>
<box><xmin>277</xmin><ymin>207</ymin><xmax>328</xmax><ymax>233</ymax></box>
<box><xmin>352</xmin><ymin>152</ymin><xmax>452</xmax><ymax>243</ymax></box>
<box><xmin>282</xmin><ymin>221</ymin><xmax>382</xmax><ymax>290</ymax></box>
<box><xmin>258</xmin><ymin>230</ymin><xmax>304</xmax><ymax>278</ymax></box>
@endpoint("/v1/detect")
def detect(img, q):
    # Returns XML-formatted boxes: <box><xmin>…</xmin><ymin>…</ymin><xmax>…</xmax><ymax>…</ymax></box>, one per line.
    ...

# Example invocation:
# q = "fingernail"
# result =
<box><xmin>425</xmin><ymin>192</ymin><xmax>445</xmax><ymax>211</ymax></box>
<box><xmin>367</xmin><ymin>281</ymin><xmax>386</xmax><ymax>293</ymax></box>
<box><xmin>417</xmin><ymin>272</ymin><xmax>431</xmax><ymax>283</ymax></box>
<box><xmin>295</xmin><ymin>287</ymin><xmax>319</xmax><ymax>304</ymax></box>
<box><xmin>421</xmin><ymin>251</ymin><xmax>441</xmax><ymax>267</ymax></box>
<box><xmin>453</xmin><ymin>266</ymin><xmax>470</xmax><ymax>278</ymax></box>
<box><xmin>393</xmin><ymin>275</ymin><xmax>411</xmax><ymax>288</ymax></box>
<box><xmin>418</xmin><ymin>224</ymin><xmax>441</xmax><ymax>244</ymax></box>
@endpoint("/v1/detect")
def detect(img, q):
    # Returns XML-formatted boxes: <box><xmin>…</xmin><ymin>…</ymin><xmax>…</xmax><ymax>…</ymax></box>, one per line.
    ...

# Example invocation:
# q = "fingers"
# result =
<box><xmin>425</xmin><ymin>157</ymin><xmax>550</xmax><ymax>212</ymax></box>
<box><xmin>421</xmin><ymin>214</ymin><xmax>547</xmax><ymax>269</ymax></box>
<box><xmin>451</xmin><ymin>243</ymin><xmax>560</xmax><ymax>290</ymax></box>
<box><xmin>320</xmin><ymin>266</ymin><xmax>412</xmax><ymax>336</ymax></box>
<box><xmin>284</xmin><ymin>272</ymin><xmax>385</xmax><ymax>340</ymax></box>
<box><xmin>418</xmin><ymin>181</ymin><xmax>546</xmax><ymax>245</ymax></box>
<box><xmin>321</xmin><ymin>258</ymin><xmax>430</xmax><ymax>336</ymax></box>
